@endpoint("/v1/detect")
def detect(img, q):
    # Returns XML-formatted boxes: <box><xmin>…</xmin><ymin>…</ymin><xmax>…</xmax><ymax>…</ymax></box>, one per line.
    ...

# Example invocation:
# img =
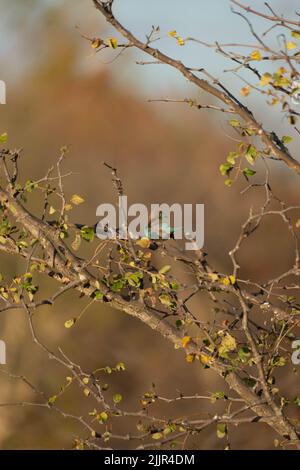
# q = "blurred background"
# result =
<box><xmin>0</xmin><ymin>0</ymin><xmax>299</xmax><ymax>449</ymax></box>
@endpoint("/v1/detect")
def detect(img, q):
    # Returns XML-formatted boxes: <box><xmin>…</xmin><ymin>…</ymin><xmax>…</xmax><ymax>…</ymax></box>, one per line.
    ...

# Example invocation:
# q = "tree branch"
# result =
<box><xmin>92</xmin><ymin>0</ymin><xmax>300</xmax><ymax>176</ymax></box>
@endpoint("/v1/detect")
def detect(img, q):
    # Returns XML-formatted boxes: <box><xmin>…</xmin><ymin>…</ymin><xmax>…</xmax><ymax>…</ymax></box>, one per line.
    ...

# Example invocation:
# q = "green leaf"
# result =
<box><xmin>125</xmin><ymin>271</ymin><xmax>143</xmax><ymax>288</ymax></box>
<box><xmin>159</xmin><ymin>265</ymin><xmax>171</xmax><ymax>275</ymax></box>
<box><xmin>226</xmin><ymin>152</ymin><xmax>239</xmax><ymax>165</ymax></box>
<box><xmin>294</xmin><ymin>396</ymin><xmax>300</xmax><ymax>407</ymax></box>
<box><xmin>217</xmin><ymin>423</ymin><xmax>227</xmax><ymax>439</ymax></box>
<box><xmin>25</xmin><ymin>180</ymin><xmax>38</xmax><ymax>192</ymax></box>
<box><xmin>113</xmin><ymin>393</ymin><xmax>122</xmax><ymax>404</ymax></box>
<box><xmin>163</xmin><ymin>424</ymin><xmax>176</xmax><ymax>435</ymax></box>
<box><xmin>210</xmin><ymin>391</ymin><xmax>226</xmax><ymax>403</ymax></box>
<box><xmin>238</xmin><ymin>346</ymin><xmax>251</xmax><ymax>363</ymax></box>
<box><xmin>243</xmin><ymin>168</ymin><xmax>256</xmax><ymax>177</ymax></box>
<box><xmin>0</xmin><ymin>133</ymin><xmax>8</xmax><ymax>143</ymax></box>
<box><xmin>152</xmin><ymin>432</ymin><xmax>163</xmax><ymax>440</ymax></box>
<box><xmin>242</xmin><ymin>377</ymin><xmax>257</xmax><ymax>388</ymax></box>
<box><xmin>219</xmin><ymin>163</ymin><xmax>233</xmax><ymax>176</ymax></box>
<box><xmin>110</xmin><ymin>276</ymin><xmax>126</xmax><ymax>292</ymax></box>
<box><xmin>80</xmin><ymin>226</ymin><xmax>95</xmax><ymax>242</ymax></box>
<box><xmin>170</xmin><ymin>281</ymin><xmax>179</xmax><ymax>290</ymax></box>
<box><xmin>59</xmin><ymin>229</ymin><xmax>68</xmax><ymax>239</ymax></box>
<box><xmin>270</xmin><ymin>355</ymin><xmax>286</xmax><ymax>367</ymax></box>
<box><xmin>97</xmin><ymin>411</ymin><xmax>109</xmax><ymax>423</ymax></box>
<box><xmin>229</xmin><ymin>119</ymin><xmax>240</xmax><ymax>128</ymax></box>
<box><xmin>282</xmin><ymin>135</ymin><xmax>293</xmax><ymax>144</ymax></box>
<box><xmin>245</xmin><ymin>145</ymin><xmax>257</xmax><ymax>165</ymax></box>
<box><xmin>91</xmin><ymin>290</ymin><xmax>104</xmax><ymax>300</ymax></box>
<box><xmin>48</xmin><ymin>395</ymin><xmax>57</xmax><ymax>405</ymax></box>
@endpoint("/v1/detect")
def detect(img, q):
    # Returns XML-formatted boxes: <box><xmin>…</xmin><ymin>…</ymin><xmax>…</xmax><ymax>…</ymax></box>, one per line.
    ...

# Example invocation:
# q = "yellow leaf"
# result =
<box><xmin>229</xmin><ymin>275</ymin><xmax>236</xmax><ymax>285</ymax></box>
<box><xmin>75</xmin><ymin>440</ymin><xmax>84</xmax><ymax>450</ymax></box>
<box><xmin>208</xmin><ymin>273</ymin><xmax>219</xmax><ymax>282</ymax></box>
<box><xmin>186</xmin><ymin>353</ymin><xmax>195</xmax><ymax>363</ymax></box>
<box><xmin>13</xmin><ymin>293</ymin><xmax>21</xmax><ymax>303</ymax></box>
<box><xmin>82</xmin><ymin>377</ymin><xmax>89</xmax><ymax>385</ymax></box>
<box><xmin>152</xmin><ymin>432</ymin><xmax>163</xmax><ymax>440</ymax></box>
<box><xmin>49</xmin><ymin>206</ymin><xmax>56</xmax><ymax>215</ymax></box>
<box><xmin>65</xmin><ymin>204</ymin><xmax>73</xmax><ymax>211</ymax></box>
<box><xmin>218</xmin><ymin>333</ymin><xmax>237</xmax><ymax>357</ymax></box>
<box><xmin>71</xmin><ymin>233</ymin><xmax>81</xmax><ymax>252</ymax></box>
<box><xmin>48</xmin><ymin>395</ymin><xmax>57</xmax><ymax>405</ymax></box>
<box><xmin>8</xmin><ymin>203</ymin><xmax>17</xmax><ymax>215</ymax></box>
<box><xmin>177</xmin><ymin>37</ymin><xmax>185</xmax><ymax>46</ymax></box>
<box><xmin>91</xmin><ymin>38</ymin><xmax>103</xmax><ymax>49</ymax></box>
<box><xmin>107</xmin><ymin>37</ymin><xmax>118</xmax><ymax>49</ymax></box>
<box><xmin>274</xmin><ymin>438</ymin><xmax>280</xmax><ymax>448</ymax></box>
<box><xmin>250</xmin><ymin>50</ymin><xmax>262</xmax><ymax>61</ymax></box>
<box><xmin>168</xmin><ymin>30</ymin><xmax>177</xmax><ymax>37</ymax></box>
<box><xmin>97</xmin><ymin>411</ymin><xmax>109</xmax><ymax>423</ymax></box>
<box><xmin>222</xmin><ymin>277</ymin><xmax>230</xmax><ymax>286</ymax></box>
<box><xmin>276</xmin><ymin>67</ymin><xmax>287</xmax><ymax>76</ymax></box>
<box><xmin>70</xmin><ymin>194</ymin><xmax>84</xmax><ymax>206</ymax></box>
<box><xmin>65</xmin><ymin>318</ymin><xmax>76</xmax><ymax>329</ymax></box>
<box><xmin>83</xmin><ymin>388</ymin><xmax>90</xmax><ymax>397</ymax></box>
<box><xmin>286</xmin><ymin>41</ymin><xmax>297</xmax><ymax>50</ymax></box>
<box><xmin>136</xmin><ymin>237</ymin><xmax>151</xmax><ymax>249</ymax></box>
<box><xmin>159</xmin><ymin>265</ymin><xmax>171</xmax><ymax>275</ymax></box>
<box><xmin>199</xmin><ymin>353</ymin><xmax>210</xmax><ymax>365</ymax></box>
<box><xmin>240</xmin><ymin>85</ymin><xmax>251</xmax><ymax>97</ymax></box>
<box><xmin>260</xmin><ymin>73</ymin><xmax>272</xmax><ymax>86</ymax></box>
<box><xmin>273</xmin><ymin>76</ymin><xmax>289</xmax><ymax>86</ymax></box>
<box><xmin>159</xmin><ymin>293</ymin><xmax>172</xmax><ymax>307</ymax></box>
<box><xmin>181</xmin><ymin>336</ymin><xmax>191</xmax><ymax>348</ymax></box>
